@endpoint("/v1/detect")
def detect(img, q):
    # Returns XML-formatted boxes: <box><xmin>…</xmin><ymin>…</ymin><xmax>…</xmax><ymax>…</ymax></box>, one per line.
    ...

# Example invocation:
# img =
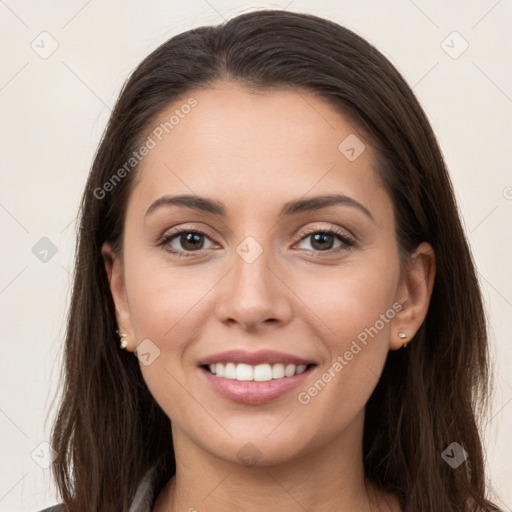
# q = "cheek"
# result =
<box><xmin>123</xmin><ymin>256</ymin><xmax>211</xmax><ymax>424</ymax></box>
<box><xmin>124</xmin><ymin>248</ymin><xmax>212</xmax><ymax>341</ymax></box>
<box><xmin>296</xmin><ymin>256</ymin><xmax>399</xmax><ymax>345</ymax></box>
<box><xmin>292</xmin><ymin>257</ymin><xmax>399</xmax><ymax>410</ymax></box>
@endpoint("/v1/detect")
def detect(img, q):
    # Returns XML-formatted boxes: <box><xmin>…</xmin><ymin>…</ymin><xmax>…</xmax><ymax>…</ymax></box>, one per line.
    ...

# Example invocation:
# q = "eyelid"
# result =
<box><xmin>157</xmin><ymin>225</ymin><xmax>219</xmax><ymax>252</ymax></box>
<box><xmin>295</xmin><ymin>223</ymin><xmax>355</xmax><ymax>243</ymax></box>
<box><xmin>158</xmin><ymin>222</ymin><xmax>356</xmax><ymax>257</ymax></box>
<box><xmin>292</xmin><ymin>225</ymin><xmax>356</xmax><ymax>257</ymax></box>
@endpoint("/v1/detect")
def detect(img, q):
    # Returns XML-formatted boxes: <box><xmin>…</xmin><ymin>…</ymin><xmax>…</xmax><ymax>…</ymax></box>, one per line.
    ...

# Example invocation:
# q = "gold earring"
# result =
<box><xmin>116</xmin><ymin>329</ymin><xmax>128</xmax><ymax>350</ymax></box>
<box><xmin>398</xmin><ymin>332</ymin><xmax>408</xmax><ymax>348</ymax></box>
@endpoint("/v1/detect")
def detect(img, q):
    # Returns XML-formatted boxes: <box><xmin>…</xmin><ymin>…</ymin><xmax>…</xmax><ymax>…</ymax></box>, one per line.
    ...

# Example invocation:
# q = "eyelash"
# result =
<box><xmin>157</xmin><ymin>226</ymin><xmax>356</xmax><ymax>258</ymax></box>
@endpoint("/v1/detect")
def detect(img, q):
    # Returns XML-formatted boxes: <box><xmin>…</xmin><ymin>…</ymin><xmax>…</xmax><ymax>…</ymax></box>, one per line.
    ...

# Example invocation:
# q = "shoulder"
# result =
<box><xmin>33</xmin><ymin>466</ymin><xmax>155</xmax><ymax>512</ymax></box>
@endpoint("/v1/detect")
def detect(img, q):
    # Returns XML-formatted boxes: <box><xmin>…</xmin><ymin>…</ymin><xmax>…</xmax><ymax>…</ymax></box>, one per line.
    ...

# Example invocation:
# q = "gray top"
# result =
<box><xmin>36</xmin><ymin>467</ymin><xmax>155</xmax><ymax>512</ymax></box>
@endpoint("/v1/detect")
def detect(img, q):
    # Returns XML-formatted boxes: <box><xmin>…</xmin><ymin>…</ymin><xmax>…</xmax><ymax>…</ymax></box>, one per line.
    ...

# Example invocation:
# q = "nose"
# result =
<box><xmin>214</xmin><ymin>243</ymin><xmax>293</xmax><ymax>331</ymax></box>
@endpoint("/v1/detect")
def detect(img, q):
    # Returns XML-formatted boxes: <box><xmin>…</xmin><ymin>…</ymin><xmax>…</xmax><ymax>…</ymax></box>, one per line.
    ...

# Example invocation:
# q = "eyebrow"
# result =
<box><xmin>145</xmin><ymin>193</ymin><xmax>375</xmax><ymax>222</ymax></box>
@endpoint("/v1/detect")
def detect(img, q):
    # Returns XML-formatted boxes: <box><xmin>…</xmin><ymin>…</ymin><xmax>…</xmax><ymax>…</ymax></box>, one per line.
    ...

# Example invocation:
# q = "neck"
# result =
<box><xmin>152</xmin><ymin>411</ymin><xmax>399</xmax><ymax>512</ymax></box>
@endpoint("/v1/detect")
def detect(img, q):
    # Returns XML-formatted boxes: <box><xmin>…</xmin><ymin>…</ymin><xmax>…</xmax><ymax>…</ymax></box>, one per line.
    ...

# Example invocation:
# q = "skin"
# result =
<box><xmin>102</xmin><ymin>83</ymin><xmax>435</xmax><ymax>512</ymax></box>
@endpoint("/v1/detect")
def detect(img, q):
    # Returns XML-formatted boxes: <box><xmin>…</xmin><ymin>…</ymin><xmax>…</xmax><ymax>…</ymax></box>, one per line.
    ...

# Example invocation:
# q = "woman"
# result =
<box><xmin>39</xmin><ymin>9</ymin><xmax>502</xmax><ymax>512</ymax></box>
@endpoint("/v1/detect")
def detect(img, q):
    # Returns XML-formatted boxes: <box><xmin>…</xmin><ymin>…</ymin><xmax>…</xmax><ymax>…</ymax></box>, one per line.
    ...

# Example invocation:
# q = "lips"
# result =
<box><xmin>196</xmin><ymin>349</ymin><xmax>318</xmax><ymax>405</ymax></box>
<box><xmin>197</xmin><ymin>349</ymin><xmax>316</xmax><ymax>367</ymax></box>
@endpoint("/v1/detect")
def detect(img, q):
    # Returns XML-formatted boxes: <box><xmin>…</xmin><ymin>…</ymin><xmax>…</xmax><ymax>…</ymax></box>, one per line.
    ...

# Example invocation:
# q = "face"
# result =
<box><xmin>103</xmin><ymin>83</ymin><xmax>431</xmax><ymax>467</ymax></box>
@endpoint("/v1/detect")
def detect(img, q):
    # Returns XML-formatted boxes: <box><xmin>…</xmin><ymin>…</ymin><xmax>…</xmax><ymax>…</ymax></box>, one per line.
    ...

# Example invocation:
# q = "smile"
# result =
<box><xmin>204</xmin><ymin>362</ymin><xmax>311</xmax><ymax>381</ymax></box>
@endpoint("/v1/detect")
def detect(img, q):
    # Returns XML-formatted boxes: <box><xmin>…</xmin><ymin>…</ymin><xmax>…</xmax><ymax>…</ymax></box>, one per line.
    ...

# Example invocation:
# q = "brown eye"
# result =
<box><xmin>159</xmin><ymin>228</ymin><xmax>217</xmax><ymax>257</ymax></box>
<box><xmin>177</xmin><ymin>232</ymin><xmax>205</xmax><ymax>251</ymax></box>
<box><xmin>309</xmin><ymin>232</ymin><xmax>336</xmax><ymax>251</ymax></box>
<box><xmin>295</xmin><ymin>228</ymin><xmax>355</xmax><ymax>255</ymax></box>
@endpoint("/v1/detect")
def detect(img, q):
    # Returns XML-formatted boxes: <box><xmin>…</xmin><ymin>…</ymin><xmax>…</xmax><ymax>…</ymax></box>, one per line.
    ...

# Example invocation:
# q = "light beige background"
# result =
<box><xmin>0</xmin><ymin>1</ymin><xmax>511</xmax><ymax>511</ymax></box>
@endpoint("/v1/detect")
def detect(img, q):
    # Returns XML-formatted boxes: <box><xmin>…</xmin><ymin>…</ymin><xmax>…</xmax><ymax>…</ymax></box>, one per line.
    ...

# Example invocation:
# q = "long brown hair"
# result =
<box><xmin>50</xmin><ymin>9</ymin><xmax>502</xmax><ymax>511</ymax></box>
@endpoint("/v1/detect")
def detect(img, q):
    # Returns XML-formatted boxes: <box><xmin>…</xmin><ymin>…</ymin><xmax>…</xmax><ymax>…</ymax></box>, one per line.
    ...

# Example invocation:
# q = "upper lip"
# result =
<box><xmin>197</xmin><ymin>349</ymin><xmax>316</xmax><ymax>367</ymax></box>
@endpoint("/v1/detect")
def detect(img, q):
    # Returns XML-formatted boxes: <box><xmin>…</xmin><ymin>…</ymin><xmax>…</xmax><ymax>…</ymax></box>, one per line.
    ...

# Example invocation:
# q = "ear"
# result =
<box><xmin>101</xmin><ymin>242</ymin><xmax>135</xmax><ymax>352</ymax></box>
<box><xmin>390</xmin><ymin>242</ymin><xmax>436</xmax><ymax>350</ymax></box>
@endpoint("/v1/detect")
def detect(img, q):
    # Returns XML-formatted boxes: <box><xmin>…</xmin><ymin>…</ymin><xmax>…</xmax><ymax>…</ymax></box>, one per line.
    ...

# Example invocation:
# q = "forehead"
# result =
<box><xmin>129</xmin><ymin>84</ymin><xmax>391</xmax><ymax>221</ymax></box>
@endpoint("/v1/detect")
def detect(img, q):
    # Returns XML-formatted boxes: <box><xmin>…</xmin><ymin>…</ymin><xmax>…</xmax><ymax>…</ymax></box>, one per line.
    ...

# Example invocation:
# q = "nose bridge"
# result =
<box><xmin>214</xmin><ymin>232</ymin><xmax>292</xmax><ymax>328</ymax></box>
<box><xmin>235</xmin><ymin>236</ymin><xmax>271</xmax><ymax>291</ymax></box>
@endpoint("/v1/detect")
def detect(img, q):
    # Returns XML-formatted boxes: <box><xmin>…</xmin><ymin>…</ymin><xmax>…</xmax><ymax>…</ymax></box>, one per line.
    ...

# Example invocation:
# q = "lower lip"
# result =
<box><xmin>198</xmin><ymin>365</ymin><xmax>316</xmax><ymax>405</ymax></box>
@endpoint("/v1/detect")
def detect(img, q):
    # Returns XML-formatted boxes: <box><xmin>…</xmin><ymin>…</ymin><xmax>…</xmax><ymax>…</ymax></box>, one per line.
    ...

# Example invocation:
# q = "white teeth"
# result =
<box><xmin>272</xmin><ymin>363</ymin><xmax>285</xmax><ymax>379</ymax></box>
<box><xmin>236</xmin><ymin>363</ymin><xmax>253</xmax><ymax>381</ymax></box>
<box><xmin>284</xmin><ymin>364</ymin><xmax>296</xmax><ymax>377</ymax></box>
<box><xmin>225</xmin><ymin>362</ymin><xmax>236</xmax><ymax>379</ymax></box>
<box><xmin>296</xmin><ymin>364</ymin><xmax>307</xmax><ymax>375</ymax></box>
<box><xmin>207</xmin><ymin>362</ymin><xmax>311</xmax><ymax>381</ymax></box>
<box><xmin>254</xmin><ymin>364</ymin><xmax>272</xmax><ymax>381</ymax></box>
